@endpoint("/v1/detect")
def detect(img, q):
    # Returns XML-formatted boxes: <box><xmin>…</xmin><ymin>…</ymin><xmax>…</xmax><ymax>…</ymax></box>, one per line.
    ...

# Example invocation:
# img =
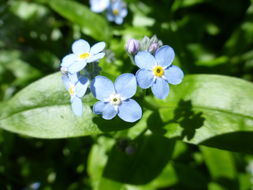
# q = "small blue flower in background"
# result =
<box><xmin>135</xmin><ymin>45</ymin><xmax>184</xmax><ymax>99</ymax></box>
<box><xmin>107</xmin><ymin>0</ymin><xmax>127</xmax><ymax>25</ymax></box>
<box><xmin>90</xmin><ymin>0</ymin><xmax>110</xmax><ymax>13</ymax></box>
<box><xmin>60</xmin><ymin>39</ymin><xmax>105</xmax><ymax>74</ymax></box>
<box><xmin>62</xmin><ymin>73</ymin><xmax>89</xmax><ymax>116</ymax></box>
<box><xmin>91</xmin><ymin>73</ymin><xmax>142</xmax><ymax>122</ymax></box>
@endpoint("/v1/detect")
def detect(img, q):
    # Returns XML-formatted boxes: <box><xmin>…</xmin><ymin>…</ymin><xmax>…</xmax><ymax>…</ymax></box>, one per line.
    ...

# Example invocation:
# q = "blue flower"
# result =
<box><xmin>135</xmin><ymin>45</ymin><xmax>184</xmax><ymax>99</ymax></box>
<box><xmin>91</xmin><ymin>73</ymin><xmax>142</xmax><ymax>122</ymax></box>
<box><xmin>62</xmin><ymin>73</ymin><xmax>89</xmax><ymax>116</ymax></box>
<box><xmin>60</xmin><ymin>39</ymin><xmax>105</xmax><ymax>74</ymax></box>
<box><xmin>107</xmin><ymin>0</ymin><xmax>127</xmax><ymax>25</ymax></box>
<box><xmin>90</xmin><ymin>0</ymin><xmax>110</xmax><ymax>13</ymax></box>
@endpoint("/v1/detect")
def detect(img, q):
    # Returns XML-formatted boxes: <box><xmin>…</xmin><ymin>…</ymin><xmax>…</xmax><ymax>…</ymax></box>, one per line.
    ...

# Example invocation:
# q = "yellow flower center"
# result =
<box><xmin>113</xmin><ymin>9</ymin><xmax>119</xmax><ymax>15</ymax></box>
<box><xmin>153</xmin><ymin>66</ymin><xmax>164</xmax><ymax>77</ymax></box>
<box><xmin>69</xmin><ymin>85</ymin><xmax>75</xmax><ymax>96</ymax></box>
<box><xmin>109</xmin><ymin>94</ymin><xmax>122</xmax><ymax>105</ymax></box>
<box><xmin>79</xmin><ymin>52</ymin><xmax>90</xmax><ymax>59</ymax></box>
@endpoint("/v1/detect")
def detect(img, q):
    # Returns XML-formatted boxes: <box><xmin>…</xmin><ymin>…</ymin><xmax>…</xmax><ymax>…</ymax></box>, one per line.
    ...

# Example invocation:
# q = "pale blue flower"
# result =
<box><xmin>135</xmin><ymin>45</ymin><xmax>184</xmax><ymax>99</ymax></box>
<box><xmin>62</xmin><ymin>73</ymin><xmax>89</xmax><ymax>116</ymax></box>
<box><xmin>107</xmin><ymin>0</ymin><xmax>127</xmax><ymax>25</ymax></box>
<box><xmin>90</xmin><ymin>0</ymin><xmax>110</xmax><ymax>13</ymax></box>
<box><xmin>60</xmin><ymin>39</ymin><xmax>105</xmax><ymax>74</ymax></box>
<box><xmin>91</xmin><ymin>73</ymin><xmax>142</xmax><ymax>122</ymax></box>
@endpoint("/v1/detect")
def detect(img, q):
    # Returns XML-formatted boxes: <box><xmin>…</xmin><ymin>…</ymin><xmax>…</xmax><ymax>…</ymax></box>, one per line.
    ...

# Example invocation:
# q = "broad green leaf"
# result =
<box><xmin>103</xmin><ymin>134</ymin><xmax>175</xmax><ymax>185</ymax></box>
<box><xmin>146</xmin><ymin>75</ymin><xmax>253</xmax><ymax>153</ymax></box>
<box><xmin>201</xmin><ymin>146</ymin><xmax>239</xmax><ymax>190</ymax></box>
<box><xmin>171</xmin><ymin>161</ymin><xmax>208</xmax><ymax>189</ymax></box>
<box><xmin>0</xmin><ymin>72</ymin><xmax>148</xmax><ymax>138</ymax></box>
<box><xmin>200</xmin><ymin>146</ymin><xmax>237</xmax><ymax>179</ymax></box>
<box><xmin>48</xmin><ymin>0</ymin><xmax>111</xmax><ymax>41</ymax></box>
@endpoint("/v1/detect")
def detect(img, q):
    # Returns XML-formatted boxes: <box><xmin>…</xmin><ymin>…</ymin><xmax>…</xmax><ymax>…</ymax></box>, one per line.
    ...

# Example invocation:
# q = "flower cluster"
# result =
<box><xmin>125</xmin><ymin>35</ymin><xmax>184</xmax><ymax>99</ymax></box>
<box><xmin>60</xmin><ymin>39</ymin><xmax>142</xmax><ymax>122</ymax></box>
<box><xmin>60</xmin><ymin>39</ymin><xmax>105</xmax><ymax>116</ymax></box>
<box><xmin>90</xmin><ymin>0</ymin><xmax>127</xmax><ymax>24</ymax></box>
<box><xmin>60</xmin><ymin>35</ymin><xmax>183</xmax><ymax>123</ymax></box>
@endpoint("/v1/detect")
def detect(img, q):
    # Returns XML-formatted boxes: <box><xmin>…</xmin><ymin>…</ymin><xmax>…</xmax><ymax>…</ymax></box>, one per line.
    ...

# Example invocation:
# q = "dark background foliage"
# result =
<box><xmin>0</xmin><ymin>0</ymin><xmax>253</xmax><ymax>189</ymax></box>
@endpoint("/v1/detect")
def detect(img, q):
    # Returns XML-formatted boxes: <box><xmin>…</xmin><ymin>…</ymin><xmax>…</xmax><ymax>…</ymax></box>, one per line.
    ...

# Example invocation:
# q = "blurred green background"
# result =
<box><xmin>0</xmin><ymin>0</ymin><xmax>253</xmax><ymax>189</ymax></box>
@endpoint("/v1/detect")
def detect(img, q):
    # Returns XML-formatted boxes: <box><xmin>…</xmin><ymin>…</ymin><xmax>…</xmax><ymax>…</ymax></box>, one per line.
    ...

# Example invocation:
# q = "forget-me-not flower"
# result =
<box><xmin>60</xmin><ymin>39</ymin><xmax>105</xmax><ymax>74</ymax></box>
<box><xmin>135</xmin><ymin>45</ymin><xmax>184</xmax><ymax>99</ymax></box>
<box><xmin>107</xmin><ymin>0</ymin><xmax>127</xmax><ymax>25</ymax></box>
<box><xmin>62</xmin><ymin>73</ymin><xmax>89</xmax><ymax>116</ymax></box>
<box><xmin>91</xmin><ymin>73</ymin><xmax>142</xmax><ymax>122</ymax></box>
<box><xmin>90</xmin><ymin>0</ymin><xmax>110</xmax><ymax>13</ymax></box>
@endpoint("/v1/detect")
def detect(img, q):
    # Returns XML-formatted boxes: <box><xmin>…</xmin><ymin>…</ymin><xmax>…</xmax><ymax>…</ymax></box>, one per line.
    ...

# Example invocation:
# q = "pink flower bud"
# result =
<box><xmin>125</xmin><ymin>39</ymin><xmax>139</xmax><ymax>54</ymax></box>
<box><xmin>148</xmin><ymin>42</ymin><xmax>160</xmax><ymax>53</ymax></box>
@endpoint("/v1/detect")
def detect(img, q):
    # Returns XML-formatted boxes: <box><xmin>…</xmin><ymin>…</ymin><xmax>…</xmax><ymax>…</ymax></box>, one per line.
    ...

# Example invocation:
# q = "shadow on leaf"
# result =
<box><xmin>148</xmin><ymin>100</ymin><xmax>205</xmax><ymax>140</ymax></box>
<box><xmin>200</xmin><ymin>132</ymin><xmax>253</xmax><ymax>154</ymax></box>
<box><xmin>92</xmin><ymin>116</ymin><xmax>136</xmax><ymax>132</ymax></box>
<box><xmin>173</xmin><ymin>100</ymin><xmax>205</xmax><ymax>140</ymax></box>
<box><xmin>102</xmin><ymin>134</ymin><xmax>175</xmax><ymax>185</ymax></box>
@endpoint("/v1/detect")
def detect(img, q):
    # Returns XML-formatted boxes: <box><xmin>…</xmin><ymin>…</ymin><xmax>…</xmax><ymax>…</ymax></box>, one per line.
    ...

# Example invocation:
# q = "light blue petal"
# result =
<box><xmin>120</xmin><ymin>8</ymin><xmax>127</xmax><ymax>17</ymax></box>
<box><xmin>90</xmin><ymin>42</ymin><xmax>106</xmax><ymax>55</ymax></box>
<box><xmin>111</xmin><ymin>0</ymin><xmax>120</xmax><ymax>9</ymax></box>
<box><xmin>76</xmin><ymin>76</ymin><xmax>89</xmax><ymax>98</ymax></box>
<box><xmin>115</xmin><ymin>73</ymin><xmax>136</xmax><ymax>99</ymax></box>
<box><xmin>151</xmin><ymin>77</ymin><xmax>169</xmax><ymax>99</ymax></box>
<box><xmin>107</xmin><ymin>12</ymin><xmax>114</xmax><ymax>21</ymax></box>
<box><xmin>71</xmin><ymin>96</ymin><xmax>83</xmax><ymax>116</ymax></box>
<box><xmin>61</xmin><ymin>54</ymin><xmax>77</xmax><ymax>67</ymax></box>
<box><xmin>91</xmin><ymin>76</ymin><xmax>115</xmax><ymax>101</ymax></box>
<box><xmin>68</xmin><ymin>60</ymin><xmax>87</xmax><ymax>73</ymax></box>
<box><xmin>102</xmin><ymin>103</ymin><xmax>117</xmax><ymax>120</ymax></box>
<box><xmin>87</xmin><ymin>52</ymin><xmax>105</xmax><ymax>63</ymax></box>
<box><xmin>164</xmin><ymin>65</ymin><xmax>184</xmax><ymax>85</ymax></box>
<box><xmin>134</xmin><ymin>51</ymin><xmax>157</xmax><ymax>69</ymax></box>
<box><xmin>136</xmin><ymin>69</ymin><xmax>154</xmax><ymax>89</ymax></box>
<box><xmin>68</xmin><ymin>73</ymin><xmax>78</xmax><ymax>84</ymax></box>
<box><xmin>155</xmin><ymin>45</ymin><xmax>175</xmax><ymax>68</ymax></box>
<box><xmin>118</xmin><ymin>99</ymin><xmax>142</xmax><ymax>122</ymax></box>
<box><xmin>72</xmin><ymin>39</ymin><xmax>90</xmax><ymax>55</ymax></box>
<box><xmin>115</xmin><ymin>16</ymin><xmax>123</xmax><ymax>24</ymax></box>
<box><xmin>93</xmin><ymin>101</ymin><xmax>107</xmax><ymax>115</ymax></box>
<box><xmin>62</xmin><ymin>74</ymin><xmax>70</xmax><ymax>91</ymax></box>
<box><xmin>90</xmin><ymin>0</ymin><xmax>109</xmax><ymax>13</ymax></box>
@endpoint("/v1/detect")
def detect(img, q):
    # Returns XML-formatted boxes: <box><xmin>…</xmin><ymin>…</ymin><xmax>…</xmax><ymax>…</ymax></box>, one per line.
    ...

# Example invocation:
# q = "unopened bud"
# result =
<box><xmin>148</xmin><ymin>42</ymin><xmax>160</xmax><ymax>53</ymax></box>
<box><xmin>126</xmin><ymin>39</ymin><xmax>139</xmax><ymax>54</ymax></box>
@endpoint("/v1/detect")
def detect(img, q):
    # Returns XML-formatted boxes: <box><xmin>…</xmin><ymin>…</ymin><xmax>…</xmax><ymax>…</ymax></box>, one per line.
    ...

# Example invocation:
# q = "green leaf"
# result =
<box><xmin>200</xmin><ymin>146</ymin><xmax>237</xmax><ymax>179</ymax></box>
<box><xmin>146</xmin><ymin>75</ymin><xmax>253</xmax><ymax>153</ymax></box>
<box><xmin>103</xmin><ymin>134</ymin><xmax>175</xmax><ymax>185</ymax></box>
<box><xmin>200</xmin><ymin>146</ymin><xmax>239</xmax><ymax>190</ymax></box>
<box><xmin>48</xmin><ymin>0</ymin><xmax>111</xmax><ymax>41</ymax></box>
<box><xmin>0</xmin><ymin>72</ymin><xmax>147</xmax><ymax>138</ymax></box>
